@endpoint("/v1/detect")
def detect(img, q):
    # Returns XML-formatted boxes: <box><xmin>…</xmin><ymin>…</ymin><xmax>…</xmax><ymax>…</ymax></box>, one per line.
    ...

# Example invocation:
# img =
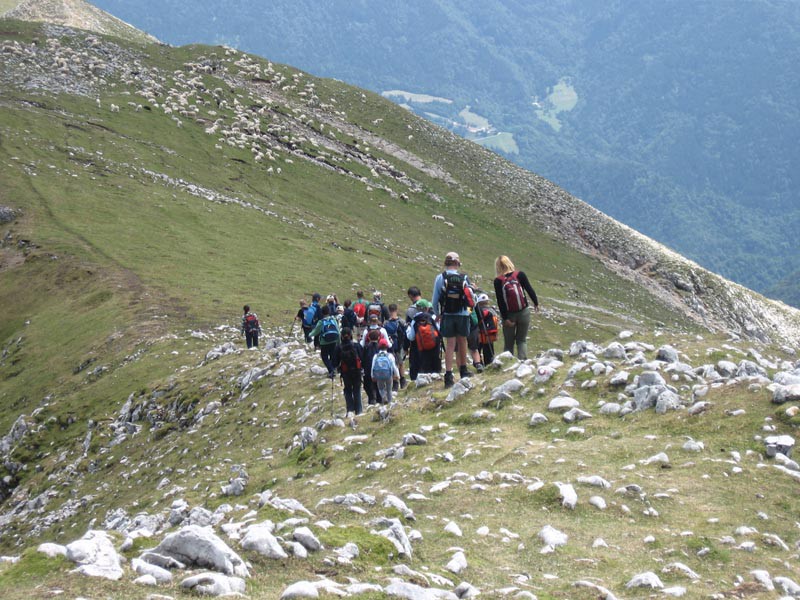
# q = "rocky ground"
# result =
<box><xmin>2</xmin><ymin>322</ymin><xmax>798</xmax><ymax>598</ymax></box>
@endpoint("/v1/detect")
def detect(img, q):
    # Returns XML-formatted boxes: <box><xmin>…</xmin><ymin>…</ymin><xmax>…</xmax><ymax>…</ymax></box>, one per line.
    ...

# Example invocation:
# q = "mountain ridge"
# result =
<box><xmin>1</xmin><ymin>0</ymin><xmax>157</xmax><ymax>44</ymax></box>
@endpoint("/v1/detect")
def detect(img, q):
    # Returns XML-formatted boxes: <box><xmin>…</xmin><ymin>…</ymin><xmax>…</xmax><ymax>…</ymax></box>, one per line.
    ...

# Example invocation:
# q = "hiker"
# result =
<box><xmin>362</xmin><ymin>329</ymin><xmax>381</xmax><ymax>405</ymax></box>
<box><xmin>241</xmin><ymin>304</ymin><xmax>261</xmax><ymax>349</ymax></box>
<box><xmin>294</xmin><ymin>299</ymin><xmax>309</xmax><ymax>340</ymax></box>
<box><xmin>360</xmin><ymin>313</ymin><xmax>389</xmax><ymax>347</ymax></box>
<box><xmin>475</xmin><ymin>292</ymin><xmax>498</xmax><ymax>366</ymax></box>
<box><xmin>353</xmin><ymin>290</ymin><xmax>369</xmax><ymax>330</ymax></box>
<box><xmin>466</xmin><ymin>302</ymin><xmax>484</xmax><ymax>372</ymax></box>
<box><xmin>384</xmin><ymin>303</ymin><xmax>408</xmax><ymax>390</ymax></box>
<box><xmin>372</xmin><ymin>338</ymin><xmax>400</xmax><ymax>405</ymax></box>
<box><xmin>432</xmin><ymin>252</ymin><xmax>475</xmax><ymax>388</ymax></box>
<box><xmin>367</xmin><ymin>291</ymin><xmax>390</xmax><ymax>324</ymax></box>
<box><xmin>404</xmin><ymin>287</ymin><xmax>423</xmax><ymax>380</ymax></box>
<box><xmin>326</xmin><ymin>294</ymin><xmax>339</xmax><ymax>316</ymax></box>
<box><xmin>341</xmin><ymin>299</ymin><xmax>358</xmax><ymax>332</ymax></box>
<box><xmin>406</xmin><ymin>286</ymin><xmax>422</xmax><ymax>322</ymax></box>
<box><xmin>493</xmin><ymin>255</ymin><xmax>539</xmax><ymax>360</ymax></box>
<box><xmin>308</xmin><ymin>305</ymin><xmax>340</xmax><ymax>378</ymax></box>
<box><xmin>406</xmin><ymin>300</ymin><xmax>441</xmax><ymax>378</ymax></box>
<box><xmin>333</xmin><ymin>327</ymin><xmax>364</xmax><ymax>416</ymax></box>
<box><xmin>303</xmin><ymin>293</ymin><xmax>322</xmax><ymax>349</ymax></box>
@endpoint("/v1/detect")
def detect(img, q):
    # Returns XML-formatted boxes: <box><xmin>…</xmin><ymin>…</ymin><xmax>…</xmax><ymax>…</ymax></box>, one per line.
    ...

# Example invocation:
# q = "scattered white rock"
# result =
<box><xmin>181</xmin><ymin>572</ymin><xmax>246</xmax><ymax>596</ymax></box>
<box><xmin>65</xmin><ymin>530</ymin><xmax>124</xmax><ymax>581</ymax></box>
<box><xmin>625</xmin><ymin>571</ymin><xmax>664</xmax><ymax>589</ymax></box>
<box><xmin>153</xmin><ymin>525</ymin><xmax>249</xmax><ymax>577</ymax></box>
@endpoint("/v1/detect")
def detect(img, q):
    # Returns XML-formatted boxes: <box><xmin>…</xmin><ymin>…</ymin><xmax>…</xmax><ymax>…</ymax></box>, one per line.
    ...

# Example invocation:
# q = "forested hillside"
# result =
<box><xmin>88</xmin><ymin>0</ymin><xmax>800</xmax><ymax>307</ymax></box>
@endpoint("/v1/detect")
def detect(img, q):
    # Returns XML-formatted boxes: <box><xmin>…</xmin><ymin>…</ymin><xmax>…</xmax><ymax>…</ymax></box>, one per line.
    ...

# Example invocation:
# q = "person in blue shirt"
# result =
<box><xmin>431</xmin><ymin>252</ymin><xmax>475</xmax><ymax>388</ymax></box>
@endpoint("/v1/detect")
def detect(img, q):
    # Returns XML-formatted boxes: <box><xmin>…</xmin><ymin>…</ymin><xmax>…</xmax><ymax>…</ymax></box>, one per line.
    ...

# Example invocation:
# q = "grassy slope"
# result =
<box><xmin>1</xmin><ymin>20</ymin><xmax>796</xmax><ymax>600</ymax></box>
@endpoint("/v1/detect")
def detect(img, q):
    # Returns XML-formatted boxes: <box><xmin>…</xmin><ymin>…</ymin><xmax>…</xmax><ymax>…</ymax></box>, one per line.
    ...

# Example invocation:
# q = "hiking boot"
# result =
<box><xmin>399</xmin><ymin>376</ymin><xmax>407</xmax><ymax>389</ymax></box>
<box><xmin>444</xmin><ymin>371</ymin><xmax>455</xmax><ymax>388</ymax></box>
<box><xmin>392</xmin><ymin>380</ymin><xmax>399</xmax><ymax>393</ymax></box>
<box><xmin>459</xmin><ymin>365</ymin><xmax>471</xmax><ymax>379</ymax></box>
<box><xmin>474</xmin><ymin>362</ymin><xmax>485</xmax><ymax>373</ymax></box>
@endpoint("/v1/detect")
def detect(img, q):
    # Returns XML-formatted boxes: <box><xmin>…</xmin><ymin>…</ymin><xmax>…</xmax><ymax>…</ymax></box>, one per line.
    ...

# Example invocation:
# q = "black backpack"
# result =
<box><xmin>341</xmin><ymin>307</ymin><xmax>358</xmax><ymax>330</ymax></box>
<box><xmin>339</xmin><ymin>341</ymin><xmax>361</xmax><ymax>374</ymax></box>
<box><xmin>441</xmin><ymin>272</ymin><xmax>470</xmax><ymax>314</ymax></box>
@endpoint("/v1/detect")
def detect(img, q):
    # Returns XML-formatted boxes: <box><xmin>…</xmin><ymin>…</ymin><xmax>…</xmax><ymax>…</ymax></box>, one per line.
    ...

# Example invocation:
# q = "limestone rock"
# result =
<box><xmin>625</xmin><ymin>571</ymin><xmax>664</xmax><ymax>589</ymax></box>
<box><xmin>65</xmin><ymin>530</ymin><xmax>123</xmax><ymax>580</ymax></box>
<box><xmin>445</xmin><ymin>551</ymin><xmax>467</xmax><ymax>574</ymax></box>
<box><xmin>131</xmin><ymin>557</ymin><xmax>173</xmax><ymax>583</ymax></box>
<box><xmin>181</xmin><ymin>572</ymin><xmax>246</xmax><ymax>596</ymax></box>
<box><xmin>241</xmin><ymin>522</ymin><xmax>288</xmax><ymax>559</ymax></box>
<box><xmin>280</xmin><ymin>581</ymin><xmax>320</xmax><ymax>599</ymax></box>
<box><xmin>548</xmin><ymin>395</ymin><xmax>579</xmax><ymax>412</ymax></box>
<box><xmin>293</xmin><ymin>526</ymin><xmax>322</xmax><ymax>552</ymax></box>
<box><xmin>152</xmin><ymin>525</ymin><xmax>249</xmax><ymax>577</ymax></box>
<box><xmin>773</xmin><ymin>384</ymin><xmax>800</xmax><ymax>404</ymax></box>
<box><xmin>37</xmin><ymin>543</ymin><xmax>67</xmax><ymax>558</ymax></box>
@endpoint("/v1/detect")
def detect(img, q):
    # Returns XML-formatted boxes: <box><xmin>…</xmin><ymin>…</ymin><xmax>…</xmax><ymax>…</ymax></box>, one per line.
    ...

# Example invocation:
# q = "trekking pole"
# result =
<box><xmin>287</xmin><ymin>319</ymin><xmax>296</xmax><ymax>338</ymax></box>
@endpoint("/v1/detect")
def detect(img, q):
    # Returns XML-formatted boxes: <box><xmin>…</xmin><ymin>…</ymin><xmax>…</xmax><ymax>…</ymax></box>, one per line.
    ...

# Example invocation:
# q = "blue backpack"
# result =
<box><xmin>372</xmin><ymin>351</ymin><xmax>393</xmax><ymax>381</ymax></box>
<box><xmin>321</xmin><ymin>317</ymin><xmax>340</xmax><ymax>343</ymax></box>
<box><xmin>303</xmin><ymin>303</ymin><xmax>319</xmax><ymax>327</ymax></box>
<box><xmin>383</xmin><ymin>318</ymin><xmax>404</xmax><ymax>352</ymax></box>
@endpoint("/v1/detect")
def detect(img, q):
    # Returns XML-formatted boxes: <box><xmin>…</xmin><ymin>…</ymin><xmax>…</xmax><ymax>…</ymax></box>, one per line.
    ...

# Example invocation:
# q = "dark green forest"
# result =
<box><xmin>92</xmin><ymin>0</ymin><xmax>800</xmax><ymax>306</ymax></box>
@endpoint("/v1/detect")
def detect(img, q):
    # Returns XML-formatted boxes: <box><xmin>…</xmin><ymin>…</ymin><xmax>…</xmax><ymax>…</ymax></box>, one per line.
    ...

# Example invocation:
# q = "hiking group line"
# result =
<box><xmin>243</xmin><ymin>254</ymin><xmax>539</xmax><ymax>418</ymax></box>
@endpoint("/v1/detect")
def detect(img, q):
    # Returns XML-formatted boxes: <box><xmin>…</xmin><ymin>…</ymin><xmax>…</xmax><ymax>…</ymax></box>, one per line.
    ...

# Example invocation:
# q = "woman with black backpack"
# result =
<box><xmin>333</xmin><ymin>327</ymin><xmax>364</xmax><ymax>417</ymax></box>
<box><xmin>493</xmin><ymin>255</ymin><xmax>540</xmax><ymax>360</ymax></box>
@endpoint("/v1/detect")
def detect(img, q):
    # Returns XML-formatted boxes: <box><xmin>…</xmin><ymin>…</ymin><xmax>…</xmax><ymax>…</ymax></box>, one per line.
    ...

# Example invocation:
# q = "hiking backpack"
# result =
<box><xmin>339</xmin><ymin>342</ymin><xmax>361</xmax><ymax>374</ymax></box>
<box><xmin>353</xmin><ymin>302</ymin><xmax>366</xmax><ymax>321</ymax></box>
<box><xmin>414</xmin><ymin>313</ymin><xmax>439</xmax><ymax>351</ymax></box>
<box><xmin>342</xmin><ymin>307</ymin><xmax>358</xmax><ymax>330</ymax></box>
<box><xmin>367</xmin><ymin>302</ymin><xmax>383</xmax><ymax>322</ymax></box>
<box><xmin>501</xmin><ymin>271</ymin><xmax>527</xmax><ymax>313</ymax></box>
<box><xmin>303</xmin><ymin>303</ymin><xmax>319</xmax><ymax>327</ymax></box>
<box><xmin>441</xmin><ymin>272</ymin><xmax>472</xmax><ymax>314</ymax></box>
<box><xmin>383</xmin><ymin>318</ymin><xmax>404</xmax><ymax>353</ymax></box>
<box><xmin>244</xmin><ymin>313</ymin><xmax>259</xmax><ymax>333</ymax></box>
<box><xmin>372</xmin><ymin>351</ymin><xmax>393</xmax><ymax>381</ymax></box>
<box><xmin>321</xmin><ymin>316</ymin><xmax>340</xmax><ymax>343</ymax></box>
<box><xmin>478</xmin><ymin>308</ymin><xmax>499</xmax><ymax>344</ymax></box>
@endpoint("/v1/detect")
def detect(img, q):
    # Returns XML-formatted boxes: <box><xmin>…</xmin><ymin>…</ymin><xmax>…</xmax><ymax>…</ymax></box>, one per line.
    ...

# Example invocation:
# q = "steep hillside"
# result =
<box><xmin>0</xmin><ymin>17</ymin><xmax>799</xmax><ymax>600</ymax></box>
<box><xmin>89</xmin><ymin>0</ymin><xmax>800</xmax><ymax>307</ymax></box>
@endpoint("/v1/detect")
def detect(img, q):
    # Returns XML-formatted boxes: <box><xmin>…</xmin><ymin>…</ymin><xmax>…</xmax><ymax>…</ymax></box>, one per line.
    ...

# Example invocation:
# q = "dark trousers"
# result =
<box><xmin>302</xmin><ymin>325</ymin><xmax>313</xmax><ymax>343</ymax></box>
<box><xmin>408</xmin><ymin>344</ymin><xmax>420</xmax><ymax>381</ymax></box>
<box><xmin>342</xmin><ymin>374</ymin><xmax>363</xmax><ymax>415</ymax></box>
<box><xmin>320</xmin><ymin>344</ymin><xmax>336</xmax><ymax>376</ymax></box>
<box><xmin>418</xmin><ymin>348</ymin><xmax>441</xmax><ymax>374</ymax></box>
<box><xmin>363</xmin><ymin>375</ymin><xmax>377</xmax><ymax>404</ymax></box>
<box><xmin>245</xmin><ymin>331</ymin><xmax>259</xmax><ymax>348</ymax></box>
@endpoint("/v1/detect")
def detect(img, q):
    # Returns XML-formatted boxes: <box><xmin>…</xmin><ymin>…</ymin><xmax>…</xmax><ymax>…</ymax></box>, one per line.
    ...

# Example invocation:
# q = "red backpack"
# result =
<box><xmin>244</xmin><ymin>313</ymin><xmax>260</xmax><ymax>333</ymax></box>
<box><xmin>353</xmin><ymin>302</ymin><xmax>366</xmax><ymax>319</ymax></box>
<box><xmin>478</xmin><ymin>308</ymin><xmax>499</xmax><ymax>344</ymax></box>
<box><xmin>414</xmin><ymin>315</ymin><xmax>439</xmax><ymax>351</ymax></box>
<box><xmin>501</xmin><ymin>271</ymin><xmax>527</xmax><ymax>313</ymax></box>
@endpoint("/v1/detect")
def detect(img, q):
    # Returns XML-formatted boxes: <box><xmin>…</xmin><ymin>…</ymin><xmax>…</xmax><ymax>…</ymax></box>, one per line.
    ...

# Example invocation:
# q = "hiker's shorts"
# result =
<box><xmin>440</xmin><ymin>314</ymin><xmax>470</xmax><ymax>338</ymax></box>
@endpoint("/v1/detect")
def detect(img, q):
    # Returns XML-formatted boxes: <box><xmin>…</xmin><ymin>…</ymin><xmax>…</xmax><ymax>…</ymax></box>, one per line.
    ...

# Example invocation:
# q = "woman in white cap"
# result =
<box><xmin>493</xmin><ymin>255</ymin><xmax>539</xmax><ymax>360</ymax></box>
